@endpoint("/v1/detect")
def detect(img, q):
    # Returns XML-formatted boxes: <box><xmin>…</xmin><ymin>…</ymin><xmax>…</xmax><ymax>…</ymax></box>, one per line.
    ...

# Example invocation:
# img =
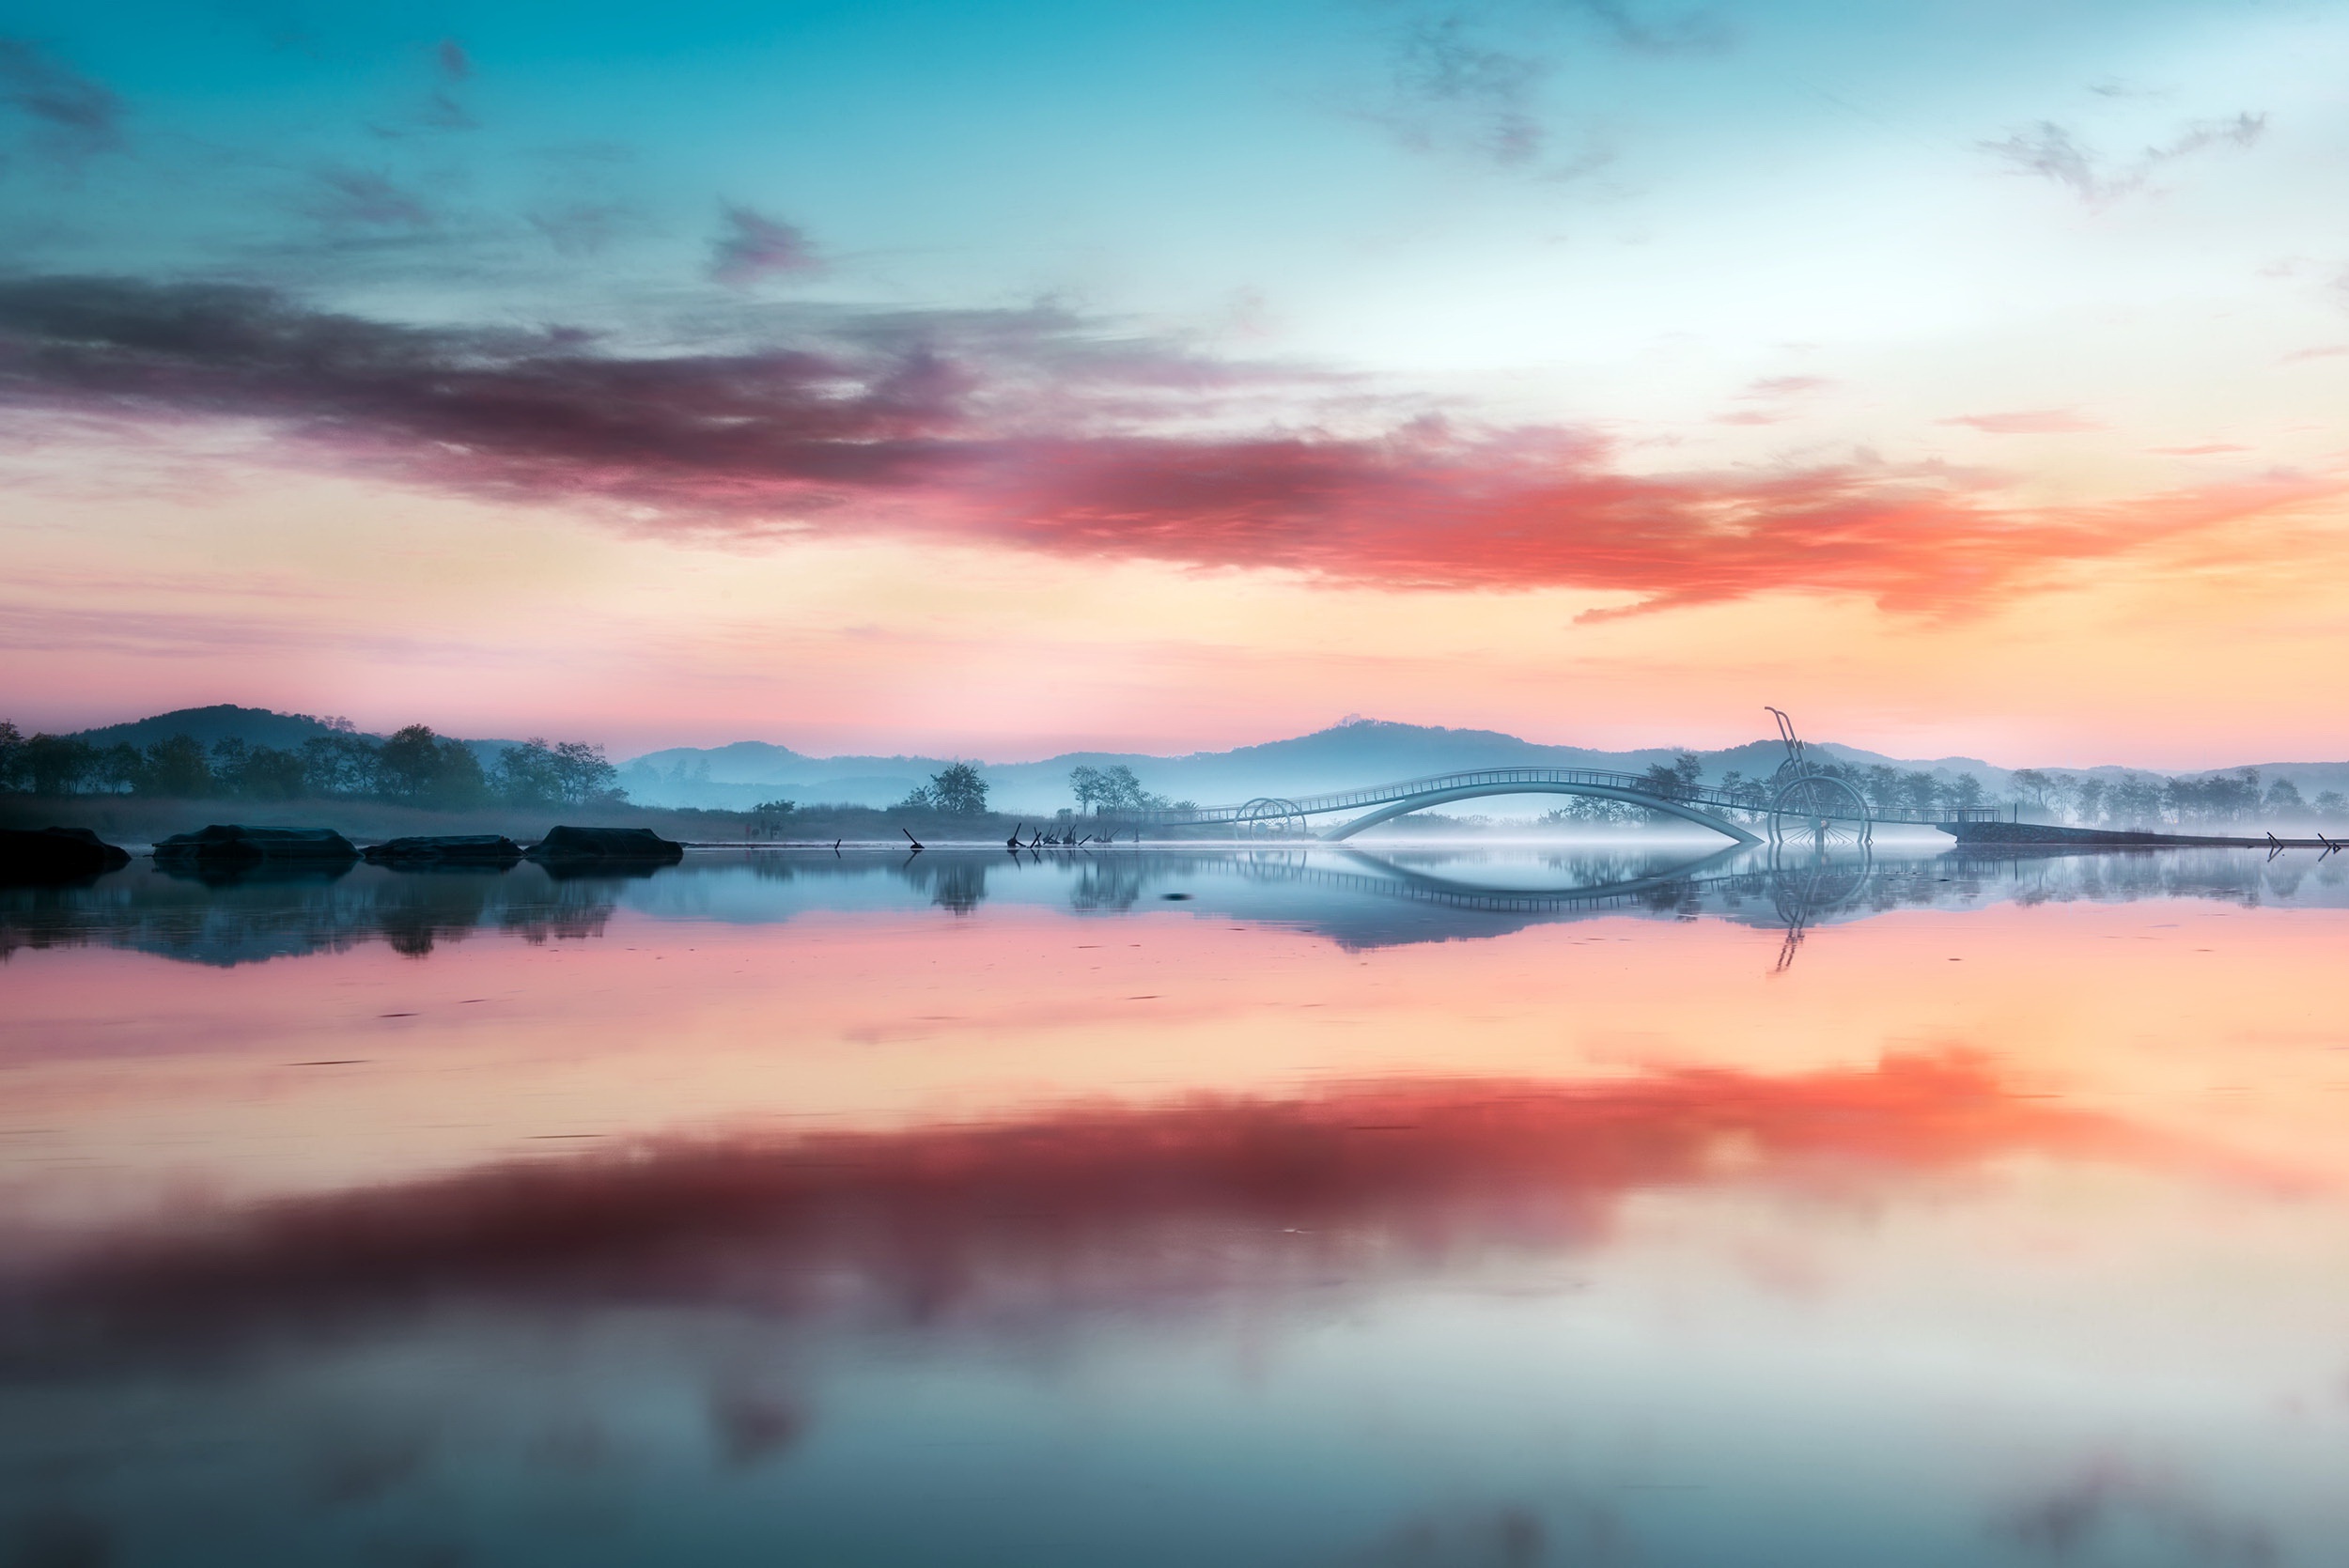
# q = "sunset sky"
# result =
<box><xmin>4</xmin><ymin>0</ymin><xmax>2347</xmax><ymax>766</ymax></box>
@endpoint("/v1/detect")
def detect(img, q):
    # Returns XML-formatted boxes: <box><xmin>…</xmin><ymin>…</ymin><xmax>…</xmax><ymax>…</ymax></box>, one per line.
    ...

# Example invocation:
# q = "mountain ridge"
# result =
<box><xmin>50</xmin><ymin>708</ymin><xmax>2349</xmax><ymax>815</ymax></box>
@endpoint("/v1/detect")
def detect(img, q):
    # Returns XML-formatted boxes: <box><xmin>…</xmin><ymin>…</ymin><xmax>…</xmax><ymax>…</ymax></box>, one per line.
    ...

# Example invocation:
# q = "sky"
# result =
<box><xmin>3</xmin><ymin>0</ymin><xmax>2347</xmax><ymax>767</ymax></box>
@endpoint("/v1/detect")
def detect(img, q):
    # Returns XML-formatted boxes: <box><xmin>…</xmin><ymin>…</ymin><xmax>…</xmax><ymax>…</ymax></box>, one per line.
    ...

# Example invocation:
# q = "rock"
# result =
<box><xmin>151</xmin><ymin>825</ymin><xmax>361</xmax><ymax>867</ymax></box>
<box><xmin>524</xmin><ymin>825</ymin><xmax>685</xmax><ymax>864</ymax></box>
<box><xmin>0</xmin><ymin>826</ymin><xmax>132</xmax><ymax>884</ymax></box>
<box><xmin>363</xmin><ymin>834</ymin><xmax>524</xmax><ymax>869</ymax></box>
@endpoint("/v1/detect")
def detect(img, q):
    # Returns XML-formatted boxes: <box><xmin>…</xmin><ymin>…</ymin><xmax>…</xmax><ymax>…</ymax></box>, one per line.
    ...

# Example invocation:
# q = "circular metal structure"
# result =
<box><xmin>1767</xmin><ymin>768</ymin><xmax>1873</xmax><ymax>848</ymax></box>
<box><xmin>1766</xmin><ymin>840</ymin><xmax>1875</xmax><ymax>971</ymax></box>
<box><xmin>1234</xmin><ymin>797</ymin><xmax>1309</xmax><ymax>837</ymax></box>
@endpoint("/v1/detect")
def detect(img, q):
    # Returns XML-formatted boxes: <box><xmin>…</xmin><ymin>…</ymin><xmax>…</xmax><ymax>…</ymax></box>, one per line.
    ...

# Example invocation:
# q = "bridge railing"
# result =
<box><xmin>1143</xmin><ymin>765</ymin><xmax>2000</xmax><ymax>831</ymax></box>
<box><xmin>1158</xmin><ymin>766</ymin><xmax>1705</xmax><ymax>824</ymax></box>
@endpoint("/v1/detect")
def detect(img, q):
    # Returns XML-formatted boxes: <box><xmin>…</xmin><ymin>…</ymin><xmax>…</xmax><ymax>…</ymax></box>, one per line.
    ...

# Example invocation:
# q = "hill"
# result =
<box><xmin>70</xmin><ymin>705</ymin><xmax>360</xmax><ymax>753</ymax></box>
<box><xmin>619</xmin><ymin>719</ymin><xmax>2025</xmax><ymax>814</ymax></box>
<box><xmin>65</xmin><ymin>706</ymin><xmax>523</xmax><ymax>769</ymax></box>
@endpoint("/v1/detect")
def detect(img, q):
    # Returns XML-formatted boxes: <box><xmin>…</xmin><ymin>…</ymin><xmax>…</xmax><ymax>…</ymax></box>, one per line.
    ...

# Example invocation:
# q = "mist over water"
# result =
<box><xmin>6</xmin><ymin>844</ymin><xmax>2348</xmax><ymax>1565</ymax></box>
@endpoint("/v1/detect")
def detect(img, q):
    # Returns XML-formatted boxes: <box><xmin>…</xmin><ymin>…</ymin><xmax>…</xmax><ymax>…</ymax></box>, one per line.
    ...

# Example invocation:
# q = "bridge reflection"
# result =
<box><xmin>7</xmin><ymin>845</ymin><xmax>2340</xmax><ymax>968</ymax></box>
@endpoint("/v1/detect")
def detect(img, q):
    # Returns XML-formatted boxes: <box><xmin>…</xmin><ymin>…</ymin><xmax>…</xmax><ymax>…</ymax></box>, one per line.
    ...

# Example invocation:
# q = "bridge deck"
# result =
<box><xmin>1149</xmin><ymin>767</ymin><xmax>1975</xmax><ymax>830</ymax></box>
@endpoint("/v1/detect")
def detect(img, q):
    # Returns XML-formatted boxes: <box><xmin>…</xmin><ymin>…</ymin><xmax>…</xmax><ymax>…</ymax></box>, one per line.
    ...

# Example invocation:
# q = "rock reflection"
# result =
<box><xmin>0</xmin><ymin>862</ymin><xmax>618</xmax><ymax>966</ymax></box>
<box><xmin>2</xmin><ymin>1054</ymin><xmax>2155</xmax><ymax>1376</ymax></box>
<box><xmin>6</xmin><ymin>845</ymin><xmax>2344</xmax><ymax>968</ymax></box>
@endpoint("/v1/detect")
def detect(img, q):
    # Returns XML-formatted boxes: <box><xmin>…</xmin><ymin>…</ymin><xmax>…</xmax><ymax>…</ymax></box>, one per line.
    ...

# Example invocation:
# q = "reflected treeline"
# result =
<box><xmin>7</xmin><ymin>845</ymin><xmax>2343</xmax><ymax>967</ymax></box>
<box><xmin>0</xmin><ymin>1054</ymin><xmax>2150</xmax><ymax>1378</ymax></box>
<box><xmin>0</xmin><ymin>862</ymin><xmax>625</xmax><ymax>967</ymax></box>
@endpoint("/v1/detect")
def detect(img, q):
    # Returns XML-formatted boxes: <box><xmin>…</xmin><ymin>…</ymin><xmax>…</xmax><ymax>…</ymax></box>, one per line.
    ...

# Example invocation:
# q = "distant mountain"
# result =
<box><xmin>618</xmin><ymin>720</ymin><xmax>2031</xmax><ymax>814</ymax></box>
<box><xmin>618</xmin><ymin>742</ymin><xmax>950</xmax><ymax>813</ymax></box>
<box><xmin>58</xmin><ymin>709</ymin><xmax>2347</xmax><ymax>816</ymax></box>
<box><xmin>66</xmin><ymin>706</ymin><xmax>523</xmax><ymax>769</ymax></box>
<box><xmin>71</xmin><ymin>705</ymin><xmax>358</xmax><ymax>753</ymax></box>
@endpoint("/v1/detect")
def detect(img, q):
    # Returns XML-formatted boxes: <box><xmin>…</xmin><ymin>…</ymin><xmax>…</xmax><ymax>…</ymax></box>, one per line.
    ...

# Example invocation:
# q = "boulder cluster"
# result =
<box><xmin>1</xmin><ymin>822</ymin><xmax>685</xmax><ymax>885</ymax></box>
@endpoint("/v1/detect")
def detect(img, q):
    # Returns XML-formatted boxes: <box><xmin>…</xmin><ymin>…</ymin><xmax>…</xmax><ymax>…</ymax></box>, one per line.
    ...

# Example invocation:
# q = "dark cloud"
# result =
<box><xmin>418</xmin><ymin>39</ymin><xmax>476</xmax><ymax>130</ymax></box>
<box><xmin>418</xmin><ymin>91</ymin><xmax>475</xmax><ymax>131</ymax></box>
<box><xmin>1389</xmin><ymin>13</ymin><xmax>1550</xmax><ymax>166</ymax></box>
<box><xmin>1983</xmin><ymin>113</ymin><xmax>2265</xmax><ymax>205</ymax></box>
<box><xmin>0</xmin><ymin>276</ymin><xmax>2317</xmax><ymax>613</ymax></box>
<box><xmin>1567</xmin><ymin>0</ymin><xmax>1731</xmax><ymax>54</ymax></box>
<box><xmin>0</xmin><ymin>36</ymin><xmax>124</xmax><ymax>161</ymax></box>
<box><xmin>1359</xmin><ymin>2</ymin><xmax>1713</xmax><ymax>176</ymax></box>
<box><xmin>528</xmin><ymin>201</ymin><xmax>633</xmax><ymax>257</ymax></box>
<box><xmin>710</xmin><ymin>204</ymin><xmax>822</xmax><ymax>287</ymax></box>
<box><xmin>0</xmin><ymin>1054</ymin><xmax>2153</xmax><ymax>1370</ymax></box>
<box><xmin>306</xmin><ymin>166</ymin><xmax>434</xmax><ymax>227</ymax></box>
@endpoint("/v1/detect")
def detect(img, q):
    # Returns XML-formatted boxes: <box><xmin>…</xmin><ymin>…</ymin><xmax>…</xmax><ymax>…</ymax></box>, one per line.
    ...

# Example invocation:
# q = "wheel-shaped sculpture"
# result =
<box><xmin>1234</xmin><ymin>798</ymin><xmax>1308</xmax><ymax>838</ymax></box>
<box><xmin>1766</xmin><ymin>840</ymin><xmax>1875</xmax><ymax>926</ymax></box>
<box><xmin>1767</xmin><ymin>840</ymin><xmax>1875</xmax><ymax>971</ymax></box>
<box><xmin>1767</xmin><ymin>770</ymin><xmax>1873</xmax><ymax>849</ymax></box>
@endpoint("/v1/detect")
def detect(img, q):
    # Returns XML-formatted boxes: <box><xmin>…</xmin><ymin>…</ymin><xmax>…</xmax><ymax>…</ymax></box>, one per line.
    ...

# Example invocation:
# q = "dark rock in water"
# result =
<box><xmin>0</xmin><ymin>826</ymin><xmax>132</xmax><ymax>884</ymax></box>
<box><xmin>363</xmin><ymin>834</ymin><xmax>524</xmax><ymax>869</ymax></box>
<box><xmin>525</xmin><ymin>825</ymin><xmax>684</xmax><ymax>864</ymax></box>
<box><xmin>152</xmin><ymin>825</ymin><xmax>361</xmax><ymax>867</ymax></box>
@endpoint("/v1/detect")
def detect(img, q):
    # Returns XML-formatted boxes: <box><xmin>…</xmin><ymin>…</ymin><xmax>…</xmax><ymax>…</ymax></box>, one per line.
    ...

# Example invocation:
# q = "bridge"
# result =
<box><xmin>1148</xmin><ymin>765</ymin><xmax>1983</xmax><ymax>846</ymax></box>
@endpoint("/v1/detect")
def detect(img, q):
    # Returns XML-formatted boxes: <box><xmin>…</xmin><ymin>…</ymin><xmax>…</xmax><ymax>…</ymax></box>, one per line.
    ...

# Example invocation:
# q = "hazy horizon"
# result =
<box><xmin>33</xmin><ymin>699</ymin><xmax>2349</xmax><ymax>780</ymax></box>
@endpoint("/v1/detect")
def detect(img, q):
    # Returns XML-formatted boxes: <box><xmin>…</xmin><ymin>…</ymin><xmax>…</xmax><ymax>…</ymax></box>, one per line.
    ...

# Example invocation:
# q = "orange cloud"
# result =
<box><xmin>0</xmin><ymin>277</ymin><xmax>2326</xmax><ymax>617</ymax></box>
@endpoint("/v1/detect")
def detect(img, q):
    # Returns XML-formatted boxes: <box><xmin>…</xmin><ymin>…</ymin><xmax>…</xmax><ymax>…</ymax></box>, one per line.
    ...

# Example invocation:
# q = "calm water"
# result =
<box><xmin>5</xmin><ymin>843</ymin><xmax>2347</xmax><ymax>1566</ymax></box>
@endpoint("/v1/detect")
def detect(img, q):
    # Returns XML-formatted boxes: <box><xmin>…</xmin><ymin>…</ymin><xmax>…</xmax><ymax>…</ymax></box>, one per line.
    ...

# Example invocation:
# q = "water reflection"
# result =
<box><xmin>6</xmin><ymin>842</ymin><xmax>2349</xmax><ymax>1565</ymax></box>
<box><xmin>6</xmin><ymin>1053</ymin><xmax>2148</xmax><ymax>1376</ymax></box>
<box><xmin>8</xmin><ymin>843</ymin><xmax>2344</xmax><ymax>968</ymax></box>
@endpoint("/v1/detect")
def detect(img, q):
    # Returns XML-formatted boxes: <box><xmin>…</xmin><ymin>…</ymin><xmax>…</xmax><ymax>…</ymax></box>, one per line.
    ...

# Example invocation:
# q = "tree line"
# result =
<box><xmin>1567</xmin><ymin>754</ymin><xmax>2346</xmax><ymax>828</ymax></box>
<box><xmin>0</xmin><ymin>721</ymin><xmax>624</xmax><ymax>811</ymax></box>
<box><xmin>1067</xmin><ymin>764</ymin><xmax>1194</xmax><ymax>815</ymax></box>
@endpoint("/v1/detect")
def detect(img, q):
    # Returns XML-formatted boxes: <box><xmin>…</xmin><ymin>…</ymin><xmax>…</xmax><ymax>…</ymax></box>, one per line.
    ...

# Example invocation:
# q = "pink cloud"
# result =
<box><xmin>1939</xmin><ymin>409</ymin><xmax>2104</xmax><ymax>435</ymax></box>
<box><xmin>1742</xmin><ymin>374</ymin><xmax>1832</xmax><ymax>397</ymax></box>
<box><xmin>0</xmin><ymin>278</ymin><xmax>2321</xmax><ymax>617</ymax></box>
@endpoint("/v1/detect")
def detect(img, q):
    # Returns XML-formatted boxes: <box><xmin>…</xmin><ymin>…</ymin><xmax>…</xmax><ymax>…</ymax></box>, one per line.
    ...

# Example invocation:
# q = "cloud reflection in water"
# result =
<box><xmin>7</xmin><ymin>1054</ymin><xmax>2170</xmax><ymax>1374</ymax></box>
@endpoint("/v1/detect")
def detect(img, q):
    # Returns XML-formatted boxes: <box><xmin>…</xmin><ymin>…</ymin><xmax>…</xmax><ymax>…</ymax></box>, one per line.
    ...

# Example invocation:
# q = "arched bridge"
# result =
<box><xmin>1153</xmin><ymin>766</ymin><xmax>1963</xmax><ymax>844</ymax></box>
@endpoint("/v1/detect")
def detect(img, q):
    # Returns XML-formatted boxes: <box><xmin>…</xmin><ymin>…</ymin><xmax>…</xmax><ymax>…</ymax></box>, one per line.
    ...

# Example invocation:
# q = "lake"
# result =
<box><xmin>5</xmin><ymin>842</ymin><xmax>2347</xmax><ymax>1566</ymax></box>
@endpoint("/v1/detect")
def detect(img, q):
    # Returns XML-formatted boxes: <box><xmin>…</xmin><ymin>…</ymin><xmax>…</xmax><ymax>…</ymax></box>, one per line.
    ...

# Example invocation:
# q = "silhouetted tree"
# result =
<box><xmin>92</xmin><ymin>742</ymin><xmax>143</xmax><ymax>795</ymax></box>
<box><xmin>1097</xmin><ymin>764</ymin><xmax>1155</xmax><ymax>813</ymax></box>
<box><xmin>1069</xmin><ymin>764</ymin><xmax>1106</xmax><ymax>815</ymax></box>
<box><xmin>136</xmin><ymin>737</ymin><xmax>210</xmax><ymax>798</ymax></box>
<box><xmin>19</xmin><ymin>734</ymin><xmax>95</xmax><ymax>795</ymax></box>
<box><xmin>1862</xmin><ymin>765</ymin><xmax>1905</xmax><ymax>815</ymax></box>
<box><xmin>1900</xmin><ymin>771</ymin><xmax>1939</xmax><ymax>817</ymax></box>
<box><xmin>301</xmin><ymin>734</ymin><xmax>381</xmax><ymax>796</ymax></box>
<box><xmin>378</xmin><ymin>725</ymin><xmax>489</xmax><ymax>809</ymax></box>
<box><xmin>495</xmin><ymin>737</ymin><xmax>624</xmax><ymax>807</ymax></box>
<box><xmin>1642</xmin><ymin>753</ymin><xmax>1703</xmax><ymax>800</ymax></box>
<box><xmin>2009</xmin><ymin>768</ymin><xmax>2055</xmax><ymax>815</ymax></box>
<box><xmin>927</xmin><ymin>761</ymin><xmax>989</xmax><ymax>815</ymax></box>
<box><xmin>2109</xmin><ymin>773</ymin><xmax>2164</xmax><ymax>828</ymax></box>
